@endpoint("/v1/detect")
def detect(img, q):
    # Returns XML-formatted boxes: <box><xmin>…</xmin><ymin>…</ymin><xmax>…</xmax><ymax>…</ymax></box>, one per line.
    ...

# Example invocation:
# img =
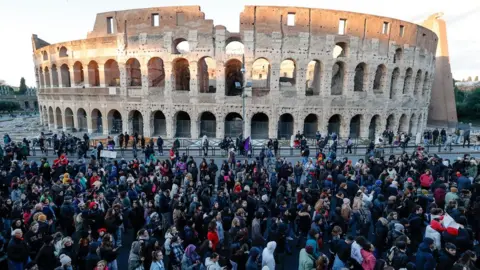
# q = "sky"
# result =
<box><xmin>0</xmin><ymin>0</ymin><xmax>479</xmax><ymax>87</ymax></box>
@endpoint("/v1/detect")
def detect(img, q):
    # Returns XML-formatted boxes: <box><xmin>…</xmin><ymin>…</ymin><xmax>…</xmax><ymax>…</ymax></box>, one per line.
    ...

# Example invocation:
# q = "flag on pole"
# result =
<box><xmin>244</xmin><ymin>136</ymin><xmax>250</xmax><ymax>152</ymax></box>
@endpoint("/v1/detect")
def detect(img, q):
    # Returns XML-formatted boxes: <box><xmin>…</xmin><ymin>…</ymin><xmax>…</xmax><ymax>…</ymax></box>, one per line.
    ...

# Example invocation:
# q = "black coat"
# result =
<box><xmin>35</xmin><ymin>244</ymin><xmax>59</xmax><ymax>270</ymax></box>
<box><xmin>7</xmin><ymin>237</ymin><xmax>29</xmax><ymax>263</ymax></box>
<box><xmin>437</xmin><ymin>250</ymin><xmax>457</xmax><ymax>270</ymax></box>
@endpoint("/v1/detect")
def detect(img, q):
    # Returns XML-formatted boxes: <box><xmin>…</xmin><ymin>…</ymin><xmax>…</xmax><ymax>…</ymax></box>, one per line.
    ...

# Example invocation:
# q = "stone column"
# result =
<box><xmin>73</xmin><ymin>109</ymin><xmax>79</xmax><ymax>130</ymax></box>
<box><xmin>143</xmin><ymin>114</ymin><xmax>151</xmax><ymax>137</ymax></box>
<box><xmin>215</xmin><ymin>60</ymin><xmax>225</xmax><ymax>102</ymax></box>
<box><xmin>49</xmin><ymin>69</ymin><xmax>55</xmax><ymax>89</ymax></box>
<box><xmin>269</xmin><ymin>117</ymin><xmax>278</xmax><ymax>139</ymax></box>
<box><xmin>62</xmin><ymin>111</ymin><xmax>67</xmax><ymax>131</ymax></box>
<box><xmin>191</xmin><ymin>119</ymin><xmax>199</xmax><ymax>139</ymax></box>
<box><xmin>166</xmin><ymin>118</ymin><xmax>174</xmax><ymax>139</ymax></box>
<box><xmin>244</xmin><ymin>116</ymin><xmax>251</xmax><ymax>139</ymax></box>
<box><xmin>343</xmin><ymin>69</ymin><xmax>354</xmax><ymax>95</ymax></box>
<box><xmin>84</xmin><ymin>64</ymin><xmax>91</xmax><ymax>87</ymax></box>
<box><xmin>39</xmin><ymin>108</ymin><xmax>44</xmax><ymax>126</ymax></box>
<box><xmin>295</xmin><ymin>116</ymin><xmax>304</xmax><ymax>136</ymax></box>
<box><xmin>360</xmin><ymin>116</ymin><xmax>370</xmax><ymax>139</ymax></box>
<box><xmin>121</xmin><ymin>113</ymin><xmax>129</xmax><ymax>134</ymax></box>
<box><xmin>141</xmin><ymin>66</ymin><xmax>149</xmax><ymax>96</ymax></box>
<box><xmin>189</xmin><ymin>63</ymin><xmax>199</xmax><ymax>96</ymax></box>
<box><xmin>98</xmin><ymin>66</ymin><xmax>106</xmax><ymax>87</ymax></box>
<box><xmin>340</xmin><ymin>116</ymin><xmax>350</xmax><ymax>139</ymax></box>
<box><xmin>322</xmin><ymin>69</ymin><xmax>332</xmax><ymax>96</ymax></box>
<box><xmin>164</xmin><ymin>65</ymin><xmax>173</xmax><ymax>96</ymax></box>
<box><xmin>102</xmin><ymin>114</ymin><xmax>109</xmax><ymax>135</ymax></box>
<box><xmin>69</xmin><ymin>69</ymin><xmax>76</xmax><ymax>87</ymax></box>
<box><xmin>269</xmin><ymin>63</ymin><xmax>281</xmax><ymax>96</ymax></box>
<box><xmin>119</xmin><ymin>63</ymin><xmax>128</xmax><ymax>96</ymax></box>
<box><xmin>87</xmin><ymin>112</ymin><xmax>93</xmax><ymax>134</ymax></box>
<box><xmin>53</xmin><ymin>109</ymin><xmax>58</xmax><ymax>130</ymax></box>
<box><xmin>295</xmin><ymin>65</ymin><xmax>306</xmax><ymax>97</ymax></box>
<box><xmin>217</xmin><ymin>120</ymin><xmax>225</xmax><ymax>139</ymax></box>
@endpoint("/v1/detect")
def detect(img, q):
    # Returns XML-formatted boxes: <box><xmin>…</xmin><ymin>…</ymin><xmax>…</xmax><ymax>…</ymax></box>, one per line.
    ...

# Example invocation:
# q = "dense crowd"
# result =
<box><xmin>0</xmin><ymin>130</ymin><xmax>480</xmax><ymax>270</ymax></box>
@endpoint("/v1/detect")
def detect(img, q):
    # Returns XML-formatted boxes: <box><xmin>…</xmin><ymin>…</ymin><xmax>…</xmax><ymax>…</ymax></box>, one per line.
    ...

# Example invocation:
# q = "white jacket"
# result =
<box><xmin>205</xmin><ymin>257</ymin><xmax>222</xmax><ymax>270</ymax></box>
<box><xmin>424</xmin><ymin>225</ymin><xmax>442</xmax><ymax>250</ymax></box>
<box><xmin>262</xmin><ymin>241</ymin><xmax>277</xmax><ymax>270</ymax></box>
<box><xmin>351</xmin><ymin>241</ymin><xmax>363</xmax><ymax>264</ymax></box>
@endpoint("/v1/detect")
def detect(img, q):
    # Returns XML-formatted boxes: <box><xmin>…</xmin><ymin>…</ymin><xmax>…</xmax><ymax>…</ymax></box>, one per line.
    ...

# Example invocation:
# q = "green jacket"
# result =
<box><xmin>298</xmin><ymin>248</ymin><xmax>316</xmax><ymax>270</ymax></box>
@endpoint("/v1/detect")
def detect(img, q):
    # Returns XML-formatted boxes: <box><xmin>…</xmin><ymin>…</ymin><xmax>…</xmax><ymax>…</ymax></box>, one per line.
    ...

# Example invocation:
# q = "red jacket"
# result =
<box><xmin>420</xmin><ymin>173</ymin><xmax>433</xmax><ymax>188</ymax></box>
<box><xmin>207</xmin><ymin>231</ymin><xmax>219</xmax><ymax>251</ymax></box>
<box><xmin>361</xmin><ymin>249</ymin><xmax>376</xmax><ymax>270</ymax></box>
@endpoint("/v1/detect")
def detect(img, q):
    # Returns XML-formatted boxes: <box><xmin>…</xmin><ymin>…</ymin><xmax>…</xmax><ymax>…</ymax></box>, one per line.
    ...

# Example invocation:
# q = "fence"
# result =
<box><xmin>251</xmin><ymin>121</ymin><xmax>269</xmax><ymax>139</ymax></box>
<box><xmin>225</xmin><ymin>121</ymin><xmax>243</xmax><ymax>138</ymax></box>
<box><xmin>153</xmin><ymin>119</ymin><xmax>167</xmax><ymax>136</ymax></box>
<box><xmin>176</xmin><ymin>120</ymin><xmax>191</xmax><ymax>138</ymax></box>
<box><xmin>277</xmin><ymin>122</ymin><xmax>293</xmax><ymax>139</ymax></box>
<box><xmin>199</xmin><ymin>120</ymin><xmax>216</xmax><ymax>137</ymax></box>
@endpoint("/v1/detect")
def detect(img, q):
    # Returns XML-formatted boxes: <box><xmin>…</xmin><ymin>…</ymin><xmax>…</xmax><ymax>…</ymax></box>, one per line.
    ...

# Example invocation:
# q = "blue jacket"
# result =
<box><xmin>457</xmin><ymin>176</ymin><xmax>471</xmax><ymax>191</ymax></box>
<box><xmin>416</xmin><ymin>241</ymin><xmax>436</xmax><ymax>270</ymax></box>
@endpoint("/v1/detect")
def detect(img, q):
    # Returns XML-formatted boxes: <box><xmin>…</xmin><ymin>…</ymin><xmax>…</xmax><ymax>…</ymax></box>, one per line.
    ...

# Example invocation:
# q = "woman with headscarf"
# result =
<box><xmin>181</xmin><ymin>244</ymin><xmax>202</xmax><ymax>270</ymax></box>
<box><xmin>246</xmin><ymin>247</ymin><xmax>261</xmax><ymax>270</ymax></box>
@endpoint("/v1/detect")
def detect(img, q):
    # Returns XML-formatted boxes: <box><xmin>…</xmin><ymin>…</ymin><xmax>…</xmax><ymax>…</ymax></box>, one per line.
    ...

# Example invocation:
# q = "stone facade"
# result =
<box><xmin>0</xmin><ymin>86</ymin><xmax>38</xmax><ymax>110</ymax></box>
<box><xmin>32</xmin><ymin>6</ymin><xmax>437</xmax><ymax>139</ymax></box>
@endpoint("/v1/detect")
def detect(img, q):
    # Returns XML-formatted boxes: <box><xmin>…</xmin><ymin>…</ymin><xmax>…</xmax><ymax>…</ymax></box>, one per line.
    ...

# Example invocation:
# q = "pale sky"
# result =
<box><xmin>0</xmin><ymin>0</ymin><xmax>479</xmax><ymax>87</ymax></box>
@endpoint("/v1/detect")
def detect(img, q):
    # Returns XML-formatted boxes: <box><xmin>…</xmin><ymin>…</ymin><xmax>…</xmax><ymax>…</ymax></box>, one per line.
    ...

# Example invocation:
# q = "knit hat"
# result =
<box><xmin>38</xmin><ymin>214</ymin><xmax>47</xmax><ymax>222</ymax></box>
<box><xmin>423</xmin><ymin>237</ymin><xmax>434</xmax><ymax>246</ymax></box>
<box><xmin>89</xmin><ymin>202</ymin><xmax>97</xmax><ymax>209</ymax></box>
<box><xmin>305</xmin><ymin>245</ymin><xmax>314</xmax><ymax>254</ymax></box>
<box><xmin>394</xmin><ymin>223</ymin><xmax>404</xmax><ymax>232</ymax></box>
<box><xmin>59</xmin><ymin>254</ymin><xmax>71</xmax><ymax>266</ymax></box>
<box><xmin>11</xmin><ymin>228</ymin><xmax>22</xmax><ymax>237</ymax></box>
<box><xmin>261</xmin><ymin>195</ymin><xmax>268</xmax><ymax>202</ymax></box>
<box><xmin>450</xmin><ymin>187</ymin><xmax>458</xmax><ymax>193</ymax></box>
<box><xmin>445</xmin><ymin>242</ymin><xmax>457</xmax><ymax>250</ymax></box>
<box><xmin>375</xmin><ymin>180</ymin><xmax>382</xmax><ymax>186</ymax></box>
<box><xmin>407</xmin><ymin>177</ymin><xmax>413</xmax><ymax>183</ymax></box>
<box><xmin>62</xmin><ymin>237</ymin><xmax>73</xmax><ymax>247</ymax></box>
<box><xmin>343</xmin><ymin>198</ymin><xmax>350</xmax><ymax>205</ymax></box>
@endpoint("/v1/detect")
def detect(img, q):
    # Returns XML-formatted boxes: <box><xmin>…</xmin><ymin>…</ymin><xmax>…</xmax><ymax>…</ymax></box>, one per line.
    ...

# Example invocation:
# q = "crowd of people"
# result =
<box><xmin>0</xmin><ymin>128</ymin><xmax>479</xmax><ymax>270</ymax></box>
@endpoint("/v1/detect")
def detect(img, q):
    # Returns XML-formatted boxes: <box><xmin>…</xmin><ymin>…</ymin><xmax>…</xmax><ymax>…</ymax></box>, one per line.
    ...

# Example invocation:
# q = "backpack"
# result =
<box><xmin>358</xmin><ymin>208</ymin><xmax>370</xmax><ymax>228</ymax></box>
<box><xmin>385</xmin><ymin>246</ymin><xmax>398</xmax><ymax>265</ymax></box>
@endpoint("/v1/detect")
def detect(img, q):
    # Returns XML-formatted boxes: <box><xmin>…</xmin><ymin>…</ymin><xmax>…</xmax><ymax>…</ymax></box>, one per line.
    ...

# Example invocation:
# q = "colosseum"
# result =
<box><xmin>32</xmin><ymin>5</ymin><xmax>438</xmax><ymax>140</ymax></box>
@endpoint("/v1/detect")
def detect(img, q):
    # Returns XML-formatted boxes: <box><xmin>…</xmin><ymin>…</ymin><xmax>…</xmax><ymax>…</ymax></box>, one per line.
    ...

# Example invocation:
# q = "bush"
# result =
<box><xmin>0</xmin><ymin>101</ymin><xmax>21</xmax><ymax>112</ymax></box>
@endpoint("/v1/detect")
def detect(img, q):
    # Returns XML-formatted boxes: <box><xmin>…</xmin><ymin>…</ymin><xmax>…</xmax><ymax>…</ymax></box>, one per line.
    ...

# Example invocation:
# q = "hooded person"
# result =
<box><xmin>204</xmin><ymin>252</ymin><xmax>222</xmax><ymax>270</ymax></box>
<box><xmin>55</xmin><ymin>254</ymin><xmax>72</xmax><ymax>270</ymax></box>
<box><xmin>262</xmin><ymin>241</ymin><xmax>276</xmax><ymax>270</ymax></box>
<box><xmin>298</xmin><ymin>245</ymin><xmax>316</xmax><ymax>270</ymax></box>
<box><xmin>246</xmin><ymin>247</ymin><xmax>261</xmax><ymax>270</ymax></box>
<box><xmin>181</xmin><ymin>244</ymin><xmax>202</xmax><ymax>270</ymax></box>
<box><xmin>128</xmin><ymin>240</ymin><xmax>143</xmax><ymax>270</ymax></box>
<box><xmin>35</xmin><ymin>234</ymin><xmax>59</xmax><ymax>270</ymax></box>
<box><xmin>415</xmin><ymin>237</ymin><xmax>436</xmax><ymax>270</ymax></box>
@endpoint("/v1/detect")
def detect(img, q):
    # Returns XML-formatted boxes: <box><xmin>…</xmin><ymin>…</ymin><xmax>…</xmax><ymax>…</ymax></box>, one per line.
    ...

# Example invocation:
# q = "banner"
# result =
<box><xmin>244</xmin><ymin>136</ymin><xmax>251</xmax><ymax>152</ymax></box>
<box><xmin>100</xmin><ymin>150</ymin><xmax>117</xmax><ymax>159</ymax></box>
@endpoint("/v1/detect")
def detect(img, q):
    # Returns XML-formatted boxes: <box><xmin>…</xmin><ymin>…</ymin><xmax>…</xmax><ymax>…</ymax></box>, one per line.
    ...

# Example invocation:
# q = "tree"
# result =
<box><xmin>18</xmin><ymin>77</ymin><xmax>27</xmax><ymax>94</ymax></box>
<box><xmin>467</xmin><ymin>76</ymin><xmax>472</xmax><ymax>82</ymax></box>
<box><xmin>0</xmin><ymin>101</ymin><xmax>20</xmax><ymax>112</ymax></box>
<box><xmin>475</xmin><ymin>76</ymin><xmax>479</xmax><ymax>81</ymax></box>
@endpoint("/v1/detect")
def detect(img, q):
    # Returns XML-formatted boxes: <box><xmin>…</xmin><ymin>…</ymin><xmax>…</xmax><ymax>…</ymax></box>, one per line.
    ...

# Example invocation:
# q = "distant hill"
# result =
<box><xmin>456</xmin><ymin>81</ymin><xmax>480</xmax><ymax>91</ymax></box>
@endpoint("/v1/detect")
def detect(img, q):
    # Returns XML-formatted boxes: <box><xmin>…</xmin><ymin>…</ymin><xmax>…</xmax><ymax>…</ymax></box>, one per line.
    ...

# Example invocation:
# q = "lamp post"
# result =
<box><xmin>241</xmin><ymin>54</ymin><xmax>246</xmax><ymax>137</ymax></box>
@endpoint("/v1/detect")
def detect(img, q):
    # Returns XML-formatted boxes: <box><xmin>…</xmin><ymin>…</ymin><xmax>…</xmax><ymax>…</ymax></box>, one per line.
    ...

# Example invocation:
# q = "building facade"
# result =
<box><xmin>0</xmin><ymin>86</ymin><xmax>38</xmax><ymax>110</ymax></box>
<box><xmin>33</xmin><ymin>6</ymin><xmax>437</xmax><ymax>139</ymax></box>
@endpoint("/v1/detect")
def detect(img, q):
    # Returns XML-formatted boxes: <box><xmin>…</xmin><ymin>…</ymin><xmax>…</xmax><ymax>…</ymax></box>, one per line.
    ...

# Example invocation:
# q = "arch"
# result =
<box><xmin>409</xmin><ymin>114</ymin><xmax>417</xmax><ymax>135</ymax></box>
<box><xmin>44</xmin><ymin>67</ymin><xmax>51</xmax><ymax>87</ymax></box>
<box><xmin>104</xmin><ymin>59</ymin><xmax>120</xmax><ymax>87</ymax></box>
<box><xmin>33</xmin><ymin>101</ymin><xmax>38</xmax><ymax>110</ymax></box>
<box><xmin>199</xmin><ymin>111</ymin><xmax>216</xmax><ymax>137</ymax></box>
<box><xmin>403</xmin><ymin>68</ymin><xmax>413</xmax><ymax>94</ymax></box>
<box><xmin>398</xmin><ymin>114</ymin><xmax>408</xmax><ymax>133</ymax></box>
<box><xmin>55</xmin><ymin>107</ymin><xmax>63</xmax><ymax>129</ymax></box>
<box><xmin>175</xmin><ymin>111</ymin><xmax>191</xmax><ymax>137</ymax></box>
<box><xmin>59</xmin><ymin>46</ymin><xmax>68</xmax><ymax>58</ymax></box>
<box><xmin>73</xmin><ymin>61</ymin><xmax>84</xmax><ymax>86</ymax></box>
<box><xmin>172</xmin><ymin>58</ymin><xmax>190</xmax><ymax>91</ymax></box>
<box><xmin>77</xmin><ymin>108</ymin><xmax>87</xmax><ymax>131</ymax></box>
<box><xmin>51</xmin><ymin>65</ymin><xmax>59</xmax><ymax>87</ymax></box>
<box><xmin>422</xmin><ymin>71</ymin><xmax>429</xmax><ymax>96</ymax></box>
<box><xmin>279</xmin><ymin>59</ymin><xmax>296</xmax><ymax>91</ymax></box>
<box><xmin>147</xmin><ymin>57</ymin><xmax>165</xmax><ymax>88</ymax></box>
<box><xmin>349</xmin><ymin>115</ymin><xmax>363</xmax><ymax>139</ymax></box>
<box><xmin>304</xmin><ymin>114</ymin><xmax>318</xmax><ymax>139</ymax></box>
<box><xmin>42</xmin><ymin>51</ymin><xmax>48</xmax><ymax>61</ymax></box>
<box><xmin>107</xmin><ymin>109</ymin><xmax>122</xmax><ymax>134</ymax></box>
<box><xmin>225</xmin><ymin>59</ymin><xmax>244</xmax><ymax>96</ymax></box>
<box><xmin>225</xmin><ymin>41</ymin><xmax>244</xmax><ymax>55</ymax></box>
<box><xmin>60</xmin><ymin>64</ymin><xmax>71</xmax><ymax>87</ymax></box>
<box><xmin>306</xmin><ymin>60</ymin><xmax>322</xmax><ymax>96</ymax></box>
<box><xmin>91</xmin><ymin>109</ymin><xmax>103</xmax><ymax>134</ymax></box>
<box><xmin>152</xmin><ymin>111</ymin><xmax>166</xmax><ymax>136</ymax></box>
<box><xmin>128</xmin><ymin>110</ymin><xmax>144</xmax><ymax>135</ymax></box>
<box><xmin>331</xmin><ymin>61</ymin><xmax>345</xmax><ymax>95</ymax></box>
<box><xmin>39</xmin><ymin>68</ymin><xmax>45</xmax><ymax>88</ymax></box>
<box><xmin>333</xmin><ymin>42</ymin><xmax>348</xmax><ymax>58</ymax></box>
<box><xmin>126</xmin><ymin>58</ymin><xmax>142</xmax><ymax>86</ymax></box>
<box><xmin>173</xmin><ymin>38</ymin><xmax>190</xmax><ymax>54</ymax></box>
<box><xmin>278</xmin><ymin>113</ymin><xmax>294</xmax><ymax>139</ymax></box>
<box><xmin>251</xmin><ymin>112</ymin><xmax>269</xmax><ymax>139</ymax></box>
<box><xmin>24</xmin><ymin>101</ymin><xmax>30</xmax><ymax>109</ymax></box>
<box><xmin>225</xmin><ymin>112</ymin><xmax>243</xmax><ymax>138</ymax></box>
<box><xmin>328</xmin><ymin>114</ymin><xmax>342</xmax><ymax>135</ymax></box>
<box><xmin>354</xmin><ymin>63</ymin><xmax>367</xmax><ymax>92</ymax></box>
<box><xmin>373</xmin><ymin>64</ymin><xmax>387</xmax><ymax>94</ymax></box>
<box><xmin>64</xmin><ymin>107</ymin><xmax>74</xmax><ymax>130</ymax></box>
<box><xmin>88</xmin><ymin>61</ymin><xmax>100</xmax><ymax>86</ymax></box>
<box><xmin>251</xmin><ymin>58</ymin><xmax>270</xmax><ymax>93</ymax></box>
<box><xmin>394</xmin><ymin>48</ymin><xmax>403</xmax><ymax>63</ymax></box>
<box><xmin>368</xmin><ymin>115</ymin><xmax>381</xmax><ymax>140</ymax></box>
<box><xmin>414</xmin><ymin>70</ymin><xmax>422</xmax><ymax>96</ymax></box>
<box><xmin>389</xmin><ymin>67</ymin><xmax>400</xmax><ymax>99</ymax></box>
<box><xmin>198</xmin><ymin>57</ymin><xmax>216</xmax><ymax>93</ymax></box>
<box><xmin>386</xmin><ymin>114</ymin><xmax>395</xmax><ymax>131</ymax></box>
<box><xmin>48</xmin><ymin>107</ymin><xmax>54</xmax><ymax>125</ymax></box>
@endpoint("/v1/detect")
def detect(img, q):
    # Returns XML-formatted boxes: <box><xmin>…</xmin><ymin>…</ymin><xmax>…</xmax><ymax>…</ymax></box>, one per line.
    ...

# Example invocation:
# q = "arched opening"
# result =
<box><xmin>369</xmin><ymin>115</ymin><xmax>380</xmax><ymax>140</ymax></box>
<box><xmin>422</xmin><ymin>72</ymin><xmax>429</xmax><ymax>96</ymax></box>
<box><xmin>73</xmin><ymin>62</ymin><xmax>84</xmax><ymax>86</ymax></box>
<box><xmin>354</xmin><ymin>63</ymin><xmax>366</xmax><ymax>92</ymax></box>
<box><xmin>200</xmin><ymin>112</ymin><xmax>216</xmax><ymax>137</ymax></box>
<box><xmin>51</xmin><ymin>65</ymin><xmax>59</xmax><ymax>87</ymax></box>
<box><xmin>225</xmin><ymin>113</ymin><xmax>243</xmax><ymax>138</ymax></box>
<box><xmin>48</xmin><ymin>107</ymin><xmax>54</xmax><ymax>125</ymax></box>
<box><xmin>107</xmin><ymin>110</ymin><xmax>122</xmax><ymax>134</ymax></box>
<box><xmin>333</xmin><ymin>42</ymin><xmax>348</xmax><ymax>58</ymax></box>
<box><xmin>24</xmin><ymin>101</ymin><xmax>30</xmax><ymax>109</ymax></box>
<box><xmin>251</xmin><ymin>113</ymin><xmax>269</xmax><ymax>139</ymax></box>
<box><xmin>278</xmin><ymin>113</ymin><xmax>294</xmax><ymax>139</ymax></box>
<box><xmin>328</xmin><ymin>115</ymin><xmax>341</xmax><ymax>136</ymax></box>
<box><xmin>44</xmin><ymin>67</ymin><xmax>51</xmax><ymax>87</ymax></box>
<box><xmin>175</xmin><ymin>111</ymin><xmax>191</xmax><ymax>138</ymax></box>
<box><xmin>34</xmin><ymin>101</ymin><xmax>38</xmax><ymax>110</ymax></box>
<box><xmin>251</xmin><ymin>58</ymin><xmax>270</xmax><ymax>94</ymax></box>
<box><xmin>225</xmin><ymin>41</ymin><xmax>244</xmax><ymax>55</ymax></box>
<box><xmin>386</xmin><ymin>114</ymin><xmax>395</xmax><ymax>131</ymax></box>
<box><xmin>65</xmin><ymin>107</ymin><xmax>74</xmax><ymax>130</ymax></box>
<box><xmin>414</xmin><ymin>70</ymin><xmax>422</xmax><ymax>96</ymax></box>
<box><xmin>126</xmin><ymin>58</ymin><xmax>142</xmax><ymax>86</ymax></box>
<box><xmin>59</xmin><ymin>46</ymin><xmax>68</xmax><ymax>58</ymax></box>
<box><xmin>173</xmin><ymin>58</ymin><xmax>190</xmax><ymax>91</ymax></box>
<box><xmin>147</xmin><ymin>57</ymin><xmax>165</xmax><ymax>88</ymax></box>
<box><xmin>403</xmin><ymin>68</ymin><xmax>413</xmax><ymax>94</ymax></box>
<box><xmin>129</xmin><ymin>110</ymin><xmax>144</xmax><ymax>135</ymax></box>
<box><xmin>55</xmin><ymin>107</ymin><xmax>63</xmax><ymax>129</ymax></box>
<box><xmin>104</xmin><ymin>59</ymin><xmax>120</xmax><ymax>87</ymax></box>
<box><xmin>409</xmin><ymin>114</ymin><xmax>417</xmax><ymax>135</ymax></box>
<box><xmin>198</xmin><ymin>57</ymin><xmax>216</xmax><ymax>93</ymax></box>
<box><xmin>173</xmin><ymin>39</ymin><xmax>190</xmax><ymax>54</ymax></box>
<box><xmin>91</xmin><ymin>109</ymin><xmax>103</xmax><ymax>134</ymax></box>
<box><xmin>279</xmin><ymin>59</ymin><xmax>296</xmax><ymax>91</ymax></box>
<box><xmin>331</xmin><ymin>61</ymin><xmax>345</xmax><ymax>95</ymax></box>
<box><xmin>88</xmin><ymin>61</ymin><xmax>100</xmax><ymax>86</ymax></box>
<box><xmin>304</xmin><ymin>114</ymin><xmax>318</xmax><ymax>139</ymax></box>
<box><xmin>39</xmin><ymin>68</ymin><xmax>45</xmax><ymax>88</ymax></box>
<box><xmin>60</xmin><ymin>64</ymin><xmax>71</xmax><ymax>87</ymax></box>
<box><xmin>398</xmin><ymin>114</ymin><xmax>408</xmax><ymax>133</ymax></box>
<box><xmin>349</xmin><ymin>115</ymin><xmax>362</xmax><ymax>139</ymax></box>
<box><xmin>225</xmin><ymin>59</ymin><xmax>244</xmax><ymax>96</ymax></box>
<box><xmin>42</xmin><ymin>51</ymin><xmax>48</xmax><ymax>61</ymax></box>
<box><xmin>306</xmin><ymin>60</ymin><xmax>322</xmax><ymax>96</ymax></box>
<box><xmin>42</xmin><ymin>106</ymin><xmax>48</xmax><ymax>124</ymax></box>
<box><xmin>152</xmin><ymin>111</ymin><xmax>166</xmax><ymax>136</ymax></box>
<box><xmin>390</xmin><ymin>68</ymin><xmax>400</xmax><ymax>99</ymax></box>
<box><xmin>394</xmin><ymin>48</ymin><xmax>402</xmax><ymax>63</ymax></box>
<box><xmin>373</xmin><ymin>64</ymin><xmax>387</xmax><ymax>94</ymax></box>
<box><xmin>77</xmin><ymin>108</ymin><xmax>87</xmax><ymax>131</ymax></box>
